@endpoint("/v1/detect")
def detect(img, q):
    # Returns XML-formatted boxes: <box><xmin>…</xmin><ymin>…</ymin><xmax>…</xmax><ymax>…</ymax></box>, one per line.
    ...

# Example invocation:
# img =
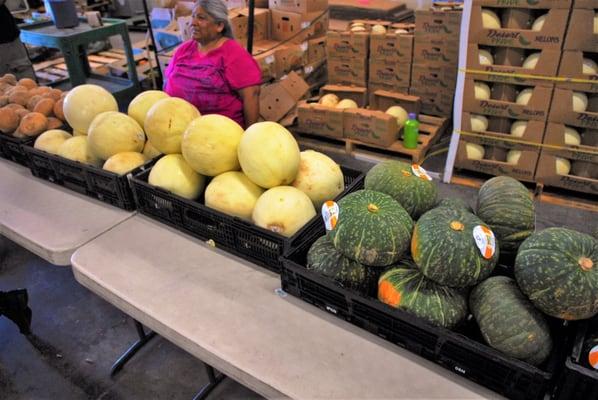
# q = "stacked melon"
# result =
<box><xmin>0</xmin><ymin>74</ymin><xmax>66</xmax><ymax>138</ymax></box>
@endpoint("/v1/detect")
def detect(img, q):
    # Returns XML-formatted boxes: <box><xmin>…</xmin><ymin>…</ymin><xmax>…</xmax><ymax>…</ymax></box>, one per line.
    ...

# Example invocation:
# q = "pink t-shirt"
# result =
<box><xmin>164</xmin><ymin>39</ymin><xmax>261</xmax><ymax>128</ymax></box>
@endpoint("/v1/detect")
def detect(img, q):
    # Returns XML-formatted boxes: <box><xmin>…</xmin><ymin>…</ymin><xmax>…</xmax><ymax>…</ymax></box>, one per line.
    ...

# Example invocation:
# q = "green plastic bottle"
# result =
<box><xmin>403</xmin><ymin>113</ymin><xmax>419</xmax><ymax>149</ymax></box>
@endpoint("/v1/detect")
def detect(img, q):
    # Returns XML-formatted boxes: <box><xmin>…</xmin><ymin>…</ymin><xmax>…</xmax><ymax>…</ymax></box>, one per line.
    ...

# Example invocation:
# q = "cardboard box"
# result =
<box><xmin>369</xmin><ymin>33</ymin><xmax>413</xmax><ymax>62</ymax></box>
<box><xmin>368</xmin><ymin>82</ymin><xmax>410</xmax><ymax>101</ymax></box>
<box><xmin>254</xmin><ymin>50</ymin><xmax>276</xmax><ymax>81</ymax></box>
<box><xmin>471</xmin><ymin>0</ymin><xmax>571</xmax><ymax>7</ymax></box>
<box><xmin>369</xmin><ymin>58</ymin><xmax>411</xmax><ymax>88</ymax></box>
<box><xmin>535</xmin><ymin>150</ymin><xmax>598</xmax><ymax>194</ymax></box>
<box><xmin>327</xmin><ymin>57</ymin><xmax>368</xmax><ymax>86</ymax></box>
<box><xmin>297</xmin><ymin>100</ymin><xmax>344</xmax><ymax>138</ymax></box>
<box><xmin>370</xmin><ymin>90</ymin><xmax>421</xmax><ymax>116</ymax></box>
<box><xmin>343</xmin><ymin>109</ymin><xmax>399</xmax><ymax>147</ymax></box>
<box><xmin>543</xmin><ymin>123</ymin><xmax>598</xmax><ymax>164</ymax></box>
<box><xmin>274</xmin><ymin>43</ymin><xmax>308</xmax><ymax>78</ymax></box>
<box><xmin>572</xmin><ymin>0</ymin><xmax>598</xmax><ymax>7</ymax></box>
<box><xmin>466</xmin><ymin>44</ymin><xmax>559</xmax><ymax>86</ymax></box>
<box><xmin>308</xmin><ymin>37</ymin><xmax>326</xmax><ymax>63</ymax></box>
<box><xmin>414</xmin><ymin>9</ymin><xmax>462</xmax><ymax>41</ymax></box>
<box><xmin>326</xmin><ymin>31</ymin><xmax>369</xmax><ymax>60</ymax></box>
<box><xmin>409</xmin><ymin>87</ymin><xmax>454</xmax><ymax>117</ymax></box>
<box><xmin>224</xmin><ymin>0</ymin><xmax>246</xmax><ymax>8</ymax></box>
<box><xmin>237</xmin><ymin>8</ymin><xmax>271</xmax><ymax>41</ymax></box>
<box><xmin>413</xmin><ymin>36</ymin><xmax>458</xmax><ymax>65</ymax></box>
<box><xmin>390</xmin><ymin>22</ymin><xmax>415</xmax><ymax>32</ymax></box>
<box><xmin>461</xmin><ymin>112</ymin><xmax>546</xmax><ymax>147</ymax></box>
<box><xmin>557</xmin><ymin>51</ymin><xmax>598</xmax><ymax>93</ymax></box>
<box><xmin>320</xmin><ymin>84</ymin><xmax>368</xmax><ymax>107</ymax></box>
<box><xmin>268</xmin><ymin>0</ymin><xmax>328</xmax><ymax>15</ymax></box>
<box><xmin>271</xmin><ymin>9</ymin><xmax>328</xmax><ymax>42</ymax></box>
<box><xmin>410</xmin><ymin>63</ymin><xmax>456</xmax><ymax>91</ymax></box>
<box><xmin>549</xmin><ymin>88</ymin><xmax>598</xmax><ymax>129</ymax></box>
<box><xmin>564</xmin><ymin>9</ymin><xmax>598</xmax><ymax>52</ymax></box>
<box><xmin>468</xmin><ymin>7</ymin><xmax>569</xmax><ymax>50</ymax></box>
<box><xmin>463</xmin><ymin>78</ymin><xmax>553</xmax><ymax>121</ymax></box>
<box><xmin>455</xmin><ymin>138</ymin><xmax>540</xmax><ymax>182</ymax></box>
<box><xmin>259</xmin><ymin>71</ymin><xmax>309</xmax><ymax>121</ymax></box>
<box><xmin>348</xmin><ymin>19</ymin><xmax>393</xmax><ymax>30</ymax></box>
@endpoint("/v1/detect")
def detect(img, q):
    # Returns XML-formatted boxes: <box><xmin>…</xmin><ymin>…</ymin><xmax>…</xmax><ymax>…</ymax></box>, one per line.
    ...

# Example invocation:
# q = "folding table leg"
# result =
<box><xmin>110</xmin><ymin>319</ymin><xmax>156</xmax><ymax>377</ymax></box>
<box><xmin>191</xmin><ymin>364</ymin><xmax>226</xmax><ymax>400</ymax></box>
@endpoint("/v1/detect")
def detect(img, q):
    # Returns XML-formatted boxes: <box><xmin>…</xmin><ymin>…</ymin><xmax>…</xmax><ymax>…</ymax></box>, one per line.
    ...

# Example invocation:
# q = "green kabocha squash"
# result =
<box><xmin>307</xmin><ymin>235</ymin><xmax>382</xmax><ymax>296</ymax></box>
<box><xmin>470</xmin><ymin>276</ymin><xmax>553</xmax><ymax>366</ymax></box>
<box><xmin>476</xmin><ymin>176</ymin><xmax>534</xmax><ymax>254</ymax></box>
<box><xmin>515</xmin><ymin>228</ymin><xmax>598</xmax><ymax>320</ymax></box>
<box><xmin>329</xmin><ymin>190</ymin><xmax>414</xmax><ymax>267</ymax></box>
<box><xmin>435</xmin><ymin>197</ymin><xmax>473</xmax><ymax>213</ymax></box>
<box><xmin>412</xmin><ymin>207</ymin><xmax>499</xmax><ymax>288</ymax></box>
<box><xmin>378</xmin><ymin>260</ymin><xmax>468</xmax><ymax>329</ymax></box>
<box><xmin>364</xmin><ymin>160</ymin><xmax>438</xmax><ymax>219</ymax></box>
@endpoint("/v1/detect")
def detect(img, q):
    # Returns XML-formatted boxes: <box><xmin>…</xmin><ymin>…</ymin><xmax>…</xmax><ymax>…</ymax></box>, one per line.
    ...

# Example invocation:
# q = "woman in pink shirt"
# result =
<box><xmin>164</xmin><ymin>0</ymin><xmax>261</xmax><ymax>128</ymax></box>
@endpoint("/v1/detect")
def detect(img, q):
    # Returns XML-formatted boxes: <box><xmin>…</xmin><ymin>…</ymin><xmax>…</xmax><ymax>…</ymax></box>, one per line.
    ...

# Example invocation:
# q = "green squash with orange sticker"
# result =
<box><xmin>412</xmin><ymin>207</ymin><xmax>499</xmax><ymax>288</ymax></box>
<box><xmin>378</xmin><ymin>260</ymin><xmax>468</xmax><ymax>329</ymax></box>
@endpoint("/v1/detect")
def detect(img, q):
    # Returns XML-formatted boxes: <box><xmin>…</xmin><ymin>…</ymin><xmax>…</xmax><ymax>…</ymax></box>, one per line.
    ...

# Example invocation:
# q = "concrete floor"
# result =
<box><xmin>1</xmin><ymin>148</ymin><xmax>595</xmax><ymax>400</ymax></box>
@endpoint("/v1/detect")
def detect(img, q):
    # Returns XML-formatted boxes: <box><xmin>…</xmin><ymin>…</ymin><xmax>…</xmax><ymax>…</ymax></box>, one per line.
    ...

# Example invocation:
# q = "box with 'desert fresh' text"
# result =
<box><xmin>343</xmin><ymin>108</ymin><xmax>399</xmax><ymax>147</ymax></box>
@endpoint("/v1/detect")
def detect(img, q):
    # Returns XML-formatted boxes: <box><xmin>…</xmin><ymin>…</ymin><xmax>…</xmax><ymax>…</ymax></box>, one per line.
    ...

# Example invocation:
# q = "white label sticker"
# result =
<box><xmin>304</xmin><ymin>65</ymin><xmax>314</xmax><ymax>74</ymax></box>
<box><xmin>412</xmin><ymin>164</ymin><xmax>432</xmax><ymax>181</ymax></box>
<box><xmin>322</xmin><ymin>200</ymin><xmax>339</xmax><ymax>231</ymax></box>
<box><xmin>265</xmin><ymin>55</ymin><xmax>275</xmax><ymax>64</ymax></box>
<box><xmin>301</xmin><ymin>21</ymin><xmax>311</xmax><ymax>29</ymax></box>
<box><xmin>473</xmin><ymin>225</ymin><xmax>496</xmax><ymax>260</ymax></box>
<box><xmin>300</xmin><ymin>42</ymin><xmax>308</xmax><ymax>52</ymax></box>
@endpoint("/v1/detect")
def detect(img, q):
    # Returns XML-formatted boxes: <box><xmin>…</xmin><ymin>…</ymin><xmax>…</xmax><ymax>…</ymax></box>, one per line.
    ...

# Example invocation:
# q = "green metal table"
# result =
<box><xmin>19</xmin><ymin>18</ymin><xmax>141</xmax><ymax>104</ymax></box>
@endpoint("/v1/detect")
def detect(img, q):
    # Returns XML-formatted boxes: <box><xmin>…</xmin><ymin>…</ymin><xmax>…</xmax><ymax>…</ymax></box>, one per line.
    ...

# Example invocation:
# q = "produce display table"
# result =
<box><xmin>71</xmin><ymin>215</ymin><xmax>499</xmax><ymax>399</ymax></box>
<box><xmin>0</xmin><ymin>160</ymin><xmax>135</xmax><ymax>266</ymax></box>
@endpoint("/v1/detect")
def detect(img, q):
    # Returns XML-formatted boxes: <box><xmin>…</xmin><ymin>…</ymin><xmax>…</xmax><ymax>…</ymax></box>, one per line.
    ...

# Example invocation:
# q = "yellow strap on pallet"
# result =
<box><xmin>454</xmin><ymin>130</ymin><xmax>598</xmax><ymax>156</ymax></box>
<box><xmin>459</xmin><ymin>68</ymin><xmax>598</xmax><ymax>84</ymax></box>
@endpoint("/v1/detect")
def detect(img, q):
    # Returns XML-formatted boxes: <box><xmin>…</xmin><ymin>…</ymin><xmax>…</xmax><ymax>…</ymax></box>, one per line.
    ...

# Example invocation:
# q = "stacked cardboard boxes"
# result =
<box><xmin>537</xmin><ymin>0</ymin><xmax>598</xmax><ymax>194</ymax></box>
<box><xmin>410</xmin><ymin>7</ymin><xmax>462</xmax><ymax>117</ymax></box>
<box><xmin>455</xmin><ymin>0</ymin><xmax>571</xmax><ymax>183</ymax></box>
<box><xmin>326</xmin><ymin>29</ymin><xmax>369</xmax><ymax>87</ymax></box>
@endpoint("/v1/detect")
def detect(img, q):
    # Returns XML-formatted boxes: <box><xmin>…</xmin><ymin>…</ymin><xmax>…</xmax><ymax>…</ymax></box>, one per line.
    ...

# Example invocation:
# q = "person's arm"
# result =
<box><xmin>238</xmin><ymin>85</ymin><xmax>260</xmax><ymax>127</ymax></box>
<box><xmin>0</xmin><ymin>0</ymin><xmax>6</xmax><ymax>6</ymax></box>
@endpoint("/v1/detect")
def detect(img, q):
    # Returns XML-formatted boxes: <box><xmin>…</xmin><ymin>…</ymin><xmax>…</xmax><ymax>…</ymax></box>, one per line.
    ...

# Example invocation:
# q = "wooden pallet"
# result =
<box><xmin>451</xmin><ymin>172</ymin><xmax>598</xmax><ymax>212</ymax></box>
<box><xmin>296</xmin><ymin>114</ymin><xmax>449</xmax><ymax>163</ymax></box>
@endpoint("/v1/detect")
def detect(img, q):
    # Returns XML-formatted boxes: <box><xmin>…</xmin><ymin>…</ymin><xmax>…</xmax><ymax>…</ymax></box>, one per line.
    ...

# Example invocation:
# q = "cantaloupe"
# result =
<box><xmin>58</xmin><ymin>136</ymin><xmax>101</xmax><ymax>166</ymax></box>
<box><xmin>103</xmin><ymin>152</ymin><xmax>147</xmax><ymax>175</ymax></box>
<box><xmin>531</xmin><ymin>14</ymin><xmax>547</xmax><ymax>32</ymax></box>
<box><xmin>63</xmin><ymin>84</ymin><xmax>118</xmax><ymax>133</ymax></box>
<box><xmin>516</xmin><ymin>89</ymin><xmax>533</xmax><ymax>105</ymax></box>
<box><xmin>466</xmin><ymin>143</ymin><xmax>485</xmax><ymax>160</ymax></box>
<box><xmin>470</xmin><ymin>114</ymin><xmax>489</xmax><ymax>132</ymax></box>
<box><xmin>507</xmin><ymin>150</ymin><xmax>522</xmax><ymax>165</ymax></box>
<box><xmin>371</xmin><ymin>24</ymin><xmax>386</xmax><ymax>34</ymax></box>
<box><xmin>18</xmin><ymin>112</ymin><xmax>48</xmax><ymax>136</ymax></box>
<box><xmin>474</xmin><ymin>82</ymin><xmax>491</xmax><ymax>100</ymax></box>
<box><xmin>319</xmin><ymin>94</ymin><xmax>339</xmax><ymax>107</ymax></box>
<box><xmin>292</xmin><ymin>150</ymin><xmax>344</xmax><ymax>209</ymax></box>
<box><xmin>0</xmin><ymin>108</ymin><xmax>19</xmax><ymax>133</ymax></box>
<box><xmin>204</xmin><ymin>171</ymin><xmax>265</xmax><ymax>221</ymax></box>
<box><xmin>47</xmin><ymin>117</ymin><xmax>63</xmax><ymax>130</ymax></box>
<box><xmin>144</xmin><ymin>97</ymin><xmax>200</xmax><ymax>154</ymax></box>
<box><xmin>181</xmin><ymin>114</ymin><xmax>243</xmax><ymax>176</ymax></box>
<box><xmin>252</xmin><ymin>186</ymin><xmax>316</xmax><ymax>237</ymax></box>
<box><xmin>555</xmin><ymin>157</ymin><xmax>571</xmax><ymax>175</ymax></box>
<box><xmin>481</xmin><ymin>9</ymin><xmax>501</xmax><ymax>29</ymax></box>
<box><xmin>127</xmin><ymin>90</ymin><xmax>170</xmax><ymax>127</ymax></box>
<box><xmin>33</xmin><ymin>98</ymin><xmax>55</xmax><ymax>116</ymax></box>
<box><xmin>479</xmin><ymin>49</ymin><xmax>494</xmax><ymax>65</ymax></box>
<box><xmin>53</xmin><ymin>98</ymin><xmax>65</xmax><ymax>121</ymax></box>
<box><xmin>336</xmin><ymin>99</ymin><xmax>358</xmax><ymax>109</ymax></box>
<box><xmin>34</xmin><ymin>129</ymin><xmax>72</xmax><ymax>155</ymax></box>
<box><xmin>564</xmin><ymin>127</ymin><xmax>581</xmax><ymax>146</ymax></box>
<box><xmin>148</xmin><ymin>154</ymin><xmax>205</xmax><ymax>200</ymax></box>
<box><xmin>511</xmin><ymin>121</ymin><xmax>528</xmax><ymax>137</ymax></box>
<box><xmin>385</xmin><ymin>106</ymin><xmax>409</xmax><ymax>127</ymax></box>
<box><xmin>87</xmin><ymin>111</ymin><xmax>145</xmax><ymax>160</ymax></box>
<box><xmin>583</xmin><ymin>58</ymin><xmax>598</xmax><ymax>75</ymax></box>
<box><xmin>523</xmin><ymin>53</ymin><xmax>541</xmax><ymax>70</ymax></box>
<box><xmin>573</xmin><ymin>92</ymin><xmax>589</xmax><ymax>112</ymax></box>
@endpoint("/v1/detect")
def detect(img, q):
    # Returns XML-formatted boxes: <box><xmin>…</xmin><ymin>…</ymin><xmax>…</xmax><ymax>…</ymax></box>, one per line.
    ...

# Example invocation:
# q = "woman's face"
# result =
<box><xmin>191</xmin><ymin>6</ymin><xmax>224</xmax><ymax>43</ymax></box>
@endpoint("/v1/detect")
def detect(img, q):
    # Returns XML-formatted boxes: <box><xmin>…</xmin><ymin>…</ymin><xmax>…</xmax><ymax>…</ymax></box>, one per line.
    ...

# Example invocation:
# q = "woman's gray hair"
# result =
<box><xmin>196</xmin><ymin>0</ymin><xmax>235</xmax><ymax>39</ymax></box>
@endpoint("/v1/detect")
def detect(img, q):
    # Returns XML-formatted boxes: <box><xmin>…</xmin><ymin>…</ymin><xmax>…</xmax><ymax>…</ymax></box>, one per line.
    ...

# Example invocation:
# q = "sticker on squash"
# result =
<box><xmin>473</xmin><ymin>225</ymin><xmax>496</xmax><ymax>259</ymax></box>
<box><xmin>411</xmin><ymin>164</ymin><xmax>432</xmax><ymax>181</ymax></box>
<box><xmin>322</xmin><ymin>200</ymin><xmax>339</xmax><ymax>231</ymax></box>
<box><xmin>589</xmin><ymin>345</ymin><xmax>598</xmax><ymax>370</ymax></box>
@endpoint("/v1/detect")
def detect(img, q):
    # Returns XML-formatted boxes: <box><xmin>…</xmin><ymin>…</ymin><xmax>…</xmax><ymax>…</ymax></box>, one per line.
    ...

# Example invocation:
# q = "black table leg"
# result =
<box><xmin>192</xmin><ymin>364</ymin><xmax>226</xmax><ymax>400</ymax></box>
<box><xmin>110</xmin><ymin>319</ymin><xmax>156</xmax><ymax>377</ymax></box>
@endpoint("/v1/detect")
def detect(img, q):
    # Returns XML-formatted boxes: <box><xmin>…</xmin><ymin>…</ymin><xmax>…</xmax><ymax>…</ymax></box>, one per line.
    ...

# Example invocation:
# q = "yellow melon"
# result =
<box><xmin>87</xmin><ymin>111</ymin><xmax>145</xmax><ymax>160</ymax></box>
<box><xmin>148</xmin><ymin>154</ymin><xmax>205</xmax><ymax>200</ymax></box>
<box><xmin>58</xmin><ymin>136</ymin><xmax>101</xmax><ymax>166</ymax></box>
<box><xmin>127</xmin><ymin>90</ymin><xmax>170</xmax><ymax>127</ymax></box>
<box><xmin>63</xmin><ymin>84</ymin><xmax>118</xmax><ymax>133</ymax></box>
<box><xmin>204</xmin><ymin>171</ymin><xmax>265</xmax><ymax>221</ymax></box>
<box><xmin>144</xmin><ymin>97</ymin><xmax>200</xmax><ymax>154</ymax></box>
<box><xmin>292</xmin><ymin>150</ymin><xmax>344</xmax><ymax>209</ymax></box>
<box><xmin>34</xmin><ymin>129</ymin><xmax>72</xmax><ymax>155</ymax></box>
<box><xmin>252</xmin><ymin>186</ymin><xmax>316</xmax><ymax>237</ymax></box>
<box><xmin>103</xmin><ymin>152</ymin><xmax>146</xmax><ymax>175</ymax></box>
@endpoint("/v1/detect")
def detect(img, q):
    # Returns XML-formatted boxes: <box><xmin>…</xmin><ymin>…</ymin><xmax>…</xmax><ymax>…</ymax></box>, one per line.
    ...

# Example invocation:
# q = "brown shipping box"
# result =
<box><xmin>466</xmin><ymin>44</ymin><xmax>559</xmax><ymax>86</ymax></box>
<box><xmin>469</xmin><ymin>6</ymin><xmax>569</xmax><ymax>50</ymax></box>
<box><xmin>326</xmin><ymin>31</ymin><xmax>369</xmax><ymax>60</ymax></box>
<box><xmin>463</xmin><ymin>78</ymin><xmax>553</xmax><ymax>121</ymax></box>
<box><xmin>543</xmin><ymin>122</ymin><xmax>598</xmax><ymax>164</ymax></box>
<box><xmin>461</xmin><ymin>112</ymin><xmax>546</xmax><ymax>147</ymax></box>
<box><xmin>259</xmin><ymin>71</ymin><xmax>309</xmax><ymax>121</ymax></box>
<box><xmin>557</xmin><ymin>51</ymin><xmax>598</xmax><ymax>93</ymax></box>
<box><xmin>564</xmin><ymin>9</ymin><xmax>598</xmax><ymax>52</ymax></box>
<box><xmin>369</xmin><ymin>33</ymin><xmax>413</xmax><ymax>62</ymax></box>
<box><xmin>328</xmin><ymin>57</ymin><xmax>368</xmax><ymax>86</ymax></box>
<box><xmin>455</xmin><ymin>138</ymin><xmax>540</xmax><ymax>182</ymax></box>
<box><xmin>308</xmin><ymin>37</ymin><xmax>326</xmax><ymax>63</ymax></box>
<box><xmin>573</xmin><ymin>0</ymin><xmax>598</xmax><ymax>7</ymax></box>
<box><xmin>274</xmin><ymin>44</ymin><xmax>308</xmax><ymax>78</ymax></box>
<box><xmin>535</xmin><ymin>150</ymin><xmax>598</xmax><ymax>195</ymax></box>
<box><xmin>268</xmin><ymin>0</ymin><xmax>328</xmax><ymax>15</ymax></box>
<box><xmin>413</xmin><ymin>36</ymin><xmax>459</xmax><ymax>65</ymax></box>
<box><xmin>320</xmin><ymin>84</ymin><xmax>368</xmax><ymax>107</ymax></box>
<box><xmin>414</xmin><ymin>9</ymin><xmax>462</xmax><ymax>41</ymax></box>
<box><xmin>549</xmin><ymin>88</ymin><xmax>598</xmax><ymax>130</ymax></box>
<box><xmin>370</xmin><ymin>90</ymin><xmax>421</xmax><ymax>116</ymax></box>
<box><xmin>271</xmin><ymin>9</ymin><xmax>328</xmax><ymax>42</ymax></box>
<box><xmin>410</xmin><ymin>64</ymin><xmax>456</xmax><ymax>91</ymax></box>
<box><xmin>369</xmin><ymin>58</ymin><xmax>411</xmax><ymax>88</ymax></box>
<box><xmin>297</xmin><ymin>101</ymin><xmax>344</xmax><ymax>138</ymax></box>
<box><xmin>343</xmin><ymin>109</ymin><xmax>399</xmax><ymax>147</ymax></box>
<box><xmin>237</xmin><ymin>8</ymin><xmax>270</xmax><ymax>41</ymax></box>
<box><xmin>254</xmin><ymin>49</ymin><xmax>277</xmax><ymax>81</ymax></box>
<box><xmin>471</xmin><ymin>0</ymin><xmax>571</xmax><ymax>7</ymax></box>
<box><xmin>409</xmin><ymin>87</ymin><xmax>453</xmax><ymax>116</ymax></box>
<box><xmin>368</xmin><ymin>83</ymin><xmax>410</xmax><ymax>105</ymax></box>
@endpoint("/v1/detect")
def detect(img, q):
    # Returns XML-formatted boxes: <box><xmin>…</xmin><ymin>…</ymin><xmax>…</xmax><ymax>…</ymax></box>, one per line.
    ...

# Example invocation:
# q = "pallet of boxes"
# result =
<box><xmin>254</xmin><ymin>0</ymin><xmax>330</xmax><ymax>125</ymax></box>
<box><xmin>297</xmin><ymin>20</ymin><xmax>449</xmax><ymax>162</ymax></box>
<box><xmin>454</xmin><ymin>0</ymin><xmax>565</xmax><ymax>184</ymax></box>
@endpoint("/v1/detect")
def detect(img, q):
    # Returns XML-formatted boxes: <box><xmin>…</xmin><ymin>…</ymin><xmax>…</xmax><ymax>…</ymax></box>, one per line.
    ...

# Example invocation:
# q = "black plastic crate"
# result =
<box><xmin>0</xmin><ymin>134</ymin><xmax>34</xmax><ymax>166</ymax></box>
<box><xmin>131</xmin><ymin>165</ymin><xmax>364</xmax><ymax>273</ymax></box>
<box><xmin>23</xmin><ymin>145</ymin><xmax>155</xmax><ymax>210</ymax></box>
<box><xmin>554</xmin><ymin>318</ymin><xmax>598</xmax><ymax>399</ymax></box>
<box><xmin>280</xmin><ymin>243</ymin><xmax>569</xmax><ymax>400</ymax></box>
